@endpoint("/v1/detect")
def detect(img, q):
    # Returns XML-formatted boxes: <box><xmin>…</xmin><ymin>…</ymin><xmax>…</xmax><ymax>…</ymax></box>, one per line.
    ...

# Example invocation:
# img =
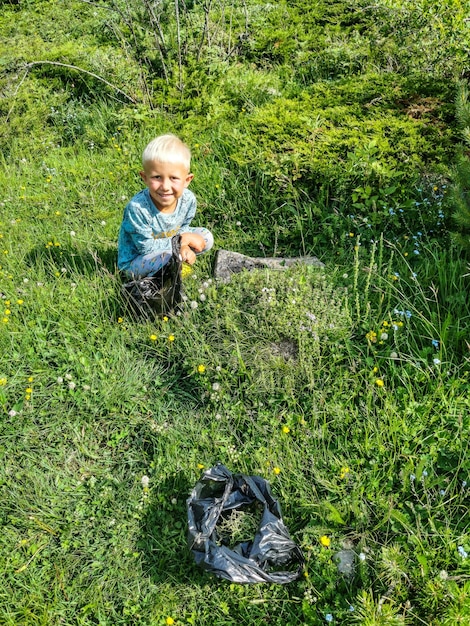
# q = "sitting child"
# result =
<box><xmin>118</xmin><ymin>134</ymin><xmax>213</xmax><ymax>279</ymax></box>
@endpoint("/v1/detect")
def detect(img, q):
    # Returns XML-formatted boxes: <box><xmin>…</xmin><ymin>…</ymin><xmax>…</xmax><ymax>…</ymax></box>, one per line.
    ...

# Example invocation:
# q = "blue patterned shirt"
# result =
<box><xmin>117</xmin><ymin>187</ymin><xmax>197</xmax><ymax>271</ymax></box>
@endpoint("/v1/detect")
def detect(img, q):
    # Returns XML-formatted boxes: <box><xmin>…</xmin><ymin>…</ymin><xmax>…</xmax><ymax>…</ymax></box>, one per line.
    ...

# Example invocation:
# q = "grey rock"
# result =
<box><xmin>214</xmin><ymin>249</ymin><xmax>324</xmax><ymax>283</ymax></box>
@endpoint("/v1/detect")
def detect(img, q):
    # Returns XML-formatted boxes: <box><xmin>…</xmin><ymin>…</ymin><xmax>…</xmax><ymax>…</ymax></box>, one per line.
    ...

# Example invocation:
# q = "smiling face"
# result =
<box><xmin>140</xmin><ymin>160</ymin><xmax>194</xmax><ymax>213</ymax></box>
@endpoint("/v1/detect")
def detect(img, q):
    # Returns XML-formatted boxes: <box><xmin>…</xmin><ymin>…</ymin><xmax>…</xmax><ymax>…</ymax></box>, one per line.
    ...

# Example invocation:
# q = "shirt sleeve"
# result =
<box><xmin>177</xmin><ymin>191</ymin><xmax>197</xmax><ymax>233</ymax></box>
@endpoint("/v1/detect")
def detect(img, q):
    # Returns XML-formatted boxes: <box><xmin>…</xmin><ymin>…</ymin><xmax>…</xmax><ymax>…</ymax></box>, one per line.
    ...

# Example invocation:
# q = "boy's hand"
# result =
<box><xmin>180</xmin><ymin>244</ymin><xmax>197</xmax><ymax>265</ymax></box>
<box><xmin>180</xmin><ymin>232</ymin><xmax>205</xmax><ymax>253</ymax></box>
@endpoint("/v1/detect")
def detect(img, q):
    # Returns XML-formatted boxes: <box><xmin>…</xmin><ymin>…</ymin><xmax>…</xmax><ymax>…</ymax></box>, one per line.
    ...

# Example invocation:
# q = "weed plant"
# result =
<box><xmin>0</xmin><ymin>0</ymin><xmax>469</xmax><ymax>624</ymax></box>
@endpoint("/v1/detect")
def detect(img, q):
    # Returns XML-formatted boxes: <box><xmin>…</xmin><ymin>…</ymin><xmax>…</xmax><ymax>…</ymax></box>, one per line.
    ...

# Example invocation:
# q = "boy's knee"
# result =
<box><xmin>202</xmin><ymin>229</ymin><xmax>214</xmax><ymax>252</ymax></box>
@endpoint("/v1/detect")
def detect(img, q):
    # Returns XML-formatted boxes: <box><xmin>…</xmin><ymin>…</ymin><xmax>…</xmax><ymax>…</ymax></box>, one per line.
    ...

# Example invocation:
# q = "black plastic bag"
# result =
<box><xmin>187</xmin><ymin>463</ymin><xmax>304</xmax><ymax>583</ymax></box>
<box><xmin>121</xmin><ymin>236</ymin><xmax>183</xmax><ymax>318</ymax></box>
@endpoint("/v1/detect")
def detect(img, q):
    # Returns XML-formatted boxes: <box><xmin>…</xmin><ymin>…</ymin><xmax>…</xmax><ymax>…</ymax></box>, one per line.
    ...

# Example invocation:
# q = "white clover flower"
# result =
<box><xmin>68</xmin><ymin>381</ymin><xmax>76</xmax><ymax>389</ymax></box>
<box><xmin>433</xmin><ymin>358</ymin><xmax>441</xmax><ymax>365</ymax></box>
<box><xmin>65</xmin><ymin>373</ymin><xmax>72</xmax><ymax>380</ymax></box>
<box><xmin>212</xmin><ymin>382</ymin><xmax>220</xmax><ymax>392</ymax></box>
<box><xmin>171</xmin><ymin>497</ymin><xmax>177</xmax><ymax>505</ymax></box>
<box><xmin>190</xmin><ymin>300</ymin><xmax>198</xmax><ymax>309</ymax></box>
<box><xmin>57</xmin><ymin>377</ymin><xmax>64</xmax><ymax>384</ymax></box>
<box><xmin>8</xmin><ymin>409</ymin><xmax>18</xmax><ymax>417</ymax></box>
<box><xmin>141</xmin><ymin>475</ymin><xmax>150</xmax><ymax>488</ymax></box>
<box><xmin>390</xmin><ymin>352</ymin><xmax>398</xmax><ymax>359</ymax></box>
<box><xmin>380</xmin><ymin>332</ymin><xmax>388</xmax><ymax>340</ymax></box>
<box><xmin>199</xmin><ymin>293</ymin><xmax>206</xmax><ymax>301</ymax></box>
<box><xmin>101</xmin><ymin>220</ymin><xmax>106</xmax><ymax>226</ymax></box>
<box><xmin>70</xmin><ymin>231</ymin><xmax>76</xmax><ymax>237</ymax></box>
<box><xmin>359</xmin><ymin>552</ymin><xmax>366</xmax><ymax>561</ymax></box>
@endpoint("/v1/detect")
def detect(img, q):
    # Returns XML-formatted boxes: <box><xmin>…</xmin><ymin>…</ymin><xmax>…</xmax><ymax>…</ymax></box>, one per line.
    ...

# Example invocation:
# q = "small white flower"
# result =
<box><xmin>171</xmin><ymin>497</ymin><xmax>177</xmax><ymax>505</ymax></box>
<box><xmin>68</xmin><ymin>381</ymin><xmax>76</xmax><ymax>389</ymax></box>
<box><xmin>433</xmin><ymin>358</ymin><xmax>441</xmax><ymax>365</ymax></box>
<box><xmin>199</xmin><ymin>293</ymin><xmax>206</xmax><ymax>301</ymax></box>
<box><xmin>8</xmin><ymin>409</ymin><xmax>18</xmax><ymax>417</ymax></box>
<box><xmin>212</xmin><ymin>382</ymin><xmax>220</xmax><ymax>392</ymax></box>
<box><xmin>61</xmin><ymin>267</ymin><xmax>67</xmax><ymax>273</ymax></box>
<box><xmin>65</xmin><ymin>373</ymin><xmax>72</xmax><ymax>380</ymax></box>
<box><xmin>57</xmin><ymin>377</ymin><xmax>64</xmax><ymax>384</ymax></box>
<box><xmin>439</xmin><ymin>570</ymin><xmax>448</xmax><ymax>580</ymax></box>
<box><xmin>83</xmin><ymin>384</ymin><xmax>91</xmax><ymax>391</ymax></box>
<box><xmin>380</xmin><ymin>332</ymin><xmax>388</xmax><ymax>340</ymax></box>
<box><xmin>202</xmin><ymin>281</ymin><xmax>209</xmax><ymax>289</ymax></box>
<box><xmin>236</xmin><ymin>221</ymin><xmax>241</xmax><ymax>226</ymax></box>
<box><xmin>141</xmin><ymin>475</ymin><xmax>150</xmax><ymax>488</ymax></box>
<box><xmin>70</xmin><ymin>231</ymin><xmax>76</xmax><ymax>237</ymax></box>
<box><xmin>190</xmin><ymin>300</ymin><xmax>198</xmax><ymax>309</ymax></box>
<box><xmin>23</xmin><ymin>278</ymin><xmax>29</xmax><ymax>284</ymax></box>
<box><xmin>390</xmin><ymin>352</ymin><xmax>398</xmax><ymax>359</ymax></box>
<box><xmin>101</xmin><ymin>220</ymin><xmax>106</xmax><ymax>226</ymax></box>
<box><xmin>359</xmin><ymin>552</ymin><xmax>366</xmax><ymax>561</ymax></box>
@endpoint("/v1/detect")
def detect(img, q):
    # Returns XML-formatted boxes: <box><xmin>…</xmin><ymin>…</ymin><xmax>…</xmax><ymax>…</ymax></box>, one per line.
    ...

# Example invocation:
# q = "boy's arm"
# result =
<box><xmin>177</xmin><ymin>191</ymin><xmax>197</xmax><ymax>233</ymax></box>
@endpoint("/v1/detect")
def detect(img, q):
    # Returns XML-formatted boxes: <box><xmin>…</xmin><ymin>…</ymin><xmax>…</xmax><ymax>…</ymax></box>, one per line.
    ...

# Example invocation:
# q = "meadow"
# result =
<box><xmin>0</xmin><ymin>0</ymin><xmax>469</xmax><ymax>624</ymax></box>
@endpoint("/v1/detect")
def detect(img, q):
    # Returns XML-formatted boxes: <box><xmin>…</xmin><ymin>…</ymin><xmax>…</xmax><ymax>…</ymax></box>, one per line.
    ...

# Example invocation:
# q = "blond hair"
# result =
<box><xmin>142</xmin><ymin>134</ymin><xmax>191</xmax><ymax>171</ymax></box>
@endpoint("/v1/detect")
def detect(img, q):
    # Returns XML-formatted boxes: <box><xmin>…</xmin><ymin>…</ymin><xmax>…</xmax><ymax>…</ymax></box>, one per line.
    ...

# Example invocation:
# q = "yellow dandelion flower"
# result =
<box><xmin>373</xmin><ymin>366</ymin><xmax>378</xmax><ymax>373</ymax></box>
<box><xmin>282</xmin><ymin>425</ymin><xmax>290</xmax><ymax>434</ymax></box>
<box><xmin>197</xmin><ymin>364</ymin><xmax>206</xmax><ymax>374</ymax></box>
<box><xmin>197</xmin><ymin>463</ymin><xmax>205</xmax><ymax>470</ymax></box>
<box><xmin>340</xmin><ymin>466</ymin><xmax>350</xmax><ymax>479</ymax></box>
<box><xmin>320</xmin><ymin>535</ymin><xmax>331</xmax><ymax>547</ymax></box>
<box><xmin>165</xmin><ymin>618</ymin><xmax>175</xmax><ymax>626</ymax></box>
<box><xmin>163</xmin><ymin>316</ymin><xmax>169</xmax><ymax>322</ymax></box>
<box><xmin>366</xmin><ymin>330</ymin><xmax>377</xmax><ymax>343</ymax></box>
<box><xmin>0</xmin><ymin>378</ymin><xmax>7</xmax><ymax>386</ymax></box>
<box><xmin>273</xmin><ymin>466</ymin><xmax>281</xmax><ymax>475</ymax></box>
<box><xmin>349</xmin><ymin>232</ymin><xmax>354</xmax><ymax>237</ymax></box>
<box><xmin>4</xmin><ymin>309</ymin><xmax>11</xmax><ymax>315</ymax></box>
<box><xmin>181</xmin><ymin>262</ymin><xmax>193</xmax><ymax>278</ymax></box>
<box><xmin>149</xmin><ymin>334</ymin><xmax>157</xmax><ymax>341</ymax></box>
<box><xmin>25</xmin><ymin>387</ymin><xmax>32</xmax><ymax>394</ymax></box>
<box><xmin>25</xmin><ymin>394</ymin><xmax>31</xmax><ymax>401</ymax></box>
<box><xmin>117</xmin><ymin>317</ymin><xmax>123</xmax><ymax>323</ymax></box>
<box><xmin>28</xmin><ymin>377</ymin><xmax>34</xmax><ymax>382</ymax></box>
<box><xmin>168</xmin><ymin>334</ymin><xmax>175</xmax><ymax>342</ymax></box>
<box><xmin>303</xmin><ymin>570</ymin><xmax>309</xmax><ymax>578</ymax></box>
<box><xmin>375</xmin><ymin>378</ymin><xmax>384</xmax><ymax>387</ymax></box>
<box><xmin>17</xmin><ymin>299</ymin><xmax>24</xmax><ymax>305</ymax></box>
<box><xmin>2</xmin><ymin>317</ymin><xmax>8</xmax><ymax>323</ymax></box>
<box><xmin>5</xmin><ymin>301</ymin><xmax>10</xmax><ymax>306</ymax></box>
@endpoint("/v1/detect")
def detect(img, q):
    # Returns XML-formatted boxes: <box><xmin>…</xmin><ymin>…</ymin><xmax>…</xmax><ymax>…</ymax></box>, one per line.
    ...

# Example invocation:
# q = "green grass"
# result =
<box><xmin>1</xmin><ymin>0</ymin><xmax>470</xmax><ymax>624</ymax></box>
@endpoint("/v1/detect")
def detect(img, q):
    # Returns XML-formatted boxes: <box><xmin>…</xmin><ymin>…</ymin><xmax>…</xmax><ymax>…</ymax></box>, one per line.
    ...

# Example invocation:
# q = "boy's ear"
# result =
<box><xmin>139</xmin><ymin>170</ymin><xmax>147</xmax><ymax>182</ymax></box>
<box><xmin>185</xmin><ymin>172</ymin><xmax>194</xmax><ymax>187</ymax></box>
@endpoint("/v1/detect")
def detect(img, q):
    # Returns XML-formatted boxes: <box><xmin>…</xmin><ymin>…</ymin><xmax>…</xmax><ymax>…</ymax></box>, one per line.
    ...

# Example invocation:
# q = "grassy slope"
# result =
<box><xmin>0</xmin><ymin>0</ymin><xmax>469</xmax><ymax>624</ymax></box>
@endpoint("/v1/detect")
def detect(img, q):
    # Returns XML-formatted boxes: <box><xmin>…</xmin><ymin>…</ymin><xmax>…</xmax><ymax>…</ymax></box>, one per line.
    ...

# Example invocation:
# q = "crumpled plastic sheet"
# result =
<box><xmin>187</xmin><ymin>463</ymin><xmax>304</xmax><ymax>583</ymax></box>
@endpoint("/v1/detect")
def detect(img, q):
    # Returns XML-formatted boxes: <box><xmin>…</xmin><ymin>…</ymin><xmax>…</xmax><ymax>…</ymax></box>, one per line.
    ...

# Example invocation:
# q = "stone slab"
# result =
<box><xmin>214</xmin><ymin>249</ymin><xmax>324</xmax><ymax>283</ymax></box>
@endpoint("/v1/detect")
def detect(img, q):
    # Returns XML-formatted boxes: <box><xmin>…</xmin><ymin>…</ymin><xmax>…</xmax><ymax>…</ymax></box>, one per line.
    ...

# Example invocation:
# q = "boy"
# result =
<box><xmin>118</xmin><ymin>134</ymin><xmax>213</xmax><ymax>278</ymax></box>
